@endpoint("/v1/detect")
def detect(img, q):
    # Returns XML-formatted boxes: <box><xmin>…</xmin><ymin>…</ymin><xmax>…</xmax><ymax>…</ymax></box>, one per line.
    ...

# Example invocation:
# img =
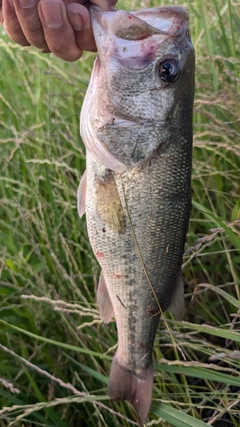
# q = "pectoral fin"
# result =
<box><xmin>77</xmin><ymin>170</ymin><xmax>87</xmax><ymax>218</ymax></box>
<box><xmin>96</xmin><ymin>170</ymin><xmax>125</xmax><ymax>234</ymax></box>
<box><xmin>97</xmin><ymin>271</ymin><xmax>114</xmax><ymax>323</ymax></box>
<box><xmin>166</xmin><ymin>272</ymin><xmax>184</xmax><ymax>320</ymax></box>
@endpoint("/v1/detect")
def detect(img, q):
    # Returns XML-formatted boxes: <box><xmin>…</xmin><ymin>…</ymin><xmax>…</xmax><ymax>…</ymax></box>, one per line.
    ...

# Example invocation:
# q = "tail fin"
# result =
<box><xmin>108</xmin><ymin>355</ymin><xmax>153</xmax><ymax>426</ymax></box>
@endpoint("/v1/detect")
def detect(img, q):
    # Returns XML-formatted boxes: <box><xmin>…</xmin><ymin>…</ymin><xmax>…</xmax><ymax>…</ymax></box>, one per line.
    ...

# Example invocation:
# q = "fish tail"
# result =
<box><xmin>108</xmin><ymin>355</ymin><xmax>153</xmax><ymax>426</ymax></box>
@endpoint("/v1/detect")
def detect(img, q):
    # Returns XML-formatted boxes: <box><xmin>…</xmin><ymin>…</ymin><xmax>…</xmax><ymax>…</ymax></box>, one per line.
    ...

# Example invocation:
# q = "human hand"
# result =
<box><xmin>0</xmin><ymin>0</ymin><xmax>117</xmax><ymax>61</ymax></box>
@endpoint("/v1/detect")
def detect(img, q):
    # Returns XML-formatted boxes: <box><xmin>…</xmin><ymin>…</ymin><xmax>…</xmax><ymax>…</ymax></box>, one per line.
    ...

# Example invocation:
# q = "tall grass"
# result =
<box><xmin>0</xmin><ymin>0</ymin><xmax>240</xmax><ymax>426</ymax></box>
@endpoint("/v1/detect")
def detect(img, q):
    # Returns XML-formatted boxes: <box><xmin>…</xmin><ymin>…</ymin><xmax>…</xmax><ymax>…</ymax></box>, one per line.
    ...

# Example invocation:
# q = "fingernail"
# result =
<box><xmin>40</xmin><ymin>3</ymin><xmax>63</xmax><ymax>28</ymax></box>
<box><xmin>67</xmin><ymin>11</ymin><xmax>83</xmax><ymax>32</ymax></box>
<box><xmin>19</xmin><ymin>0</ymin><xmax>38</xmax><ymax>8</ymax></box>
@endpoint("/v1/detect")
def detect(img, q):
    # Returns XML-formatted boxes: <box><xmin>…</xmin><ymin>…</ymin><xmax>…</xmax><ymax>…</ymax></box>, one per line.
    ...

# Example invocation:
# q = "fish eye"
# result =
<box><xmin>158</xmin><ymin>59</ymin><xmax>180</xmax><ymax>83</ymax></box>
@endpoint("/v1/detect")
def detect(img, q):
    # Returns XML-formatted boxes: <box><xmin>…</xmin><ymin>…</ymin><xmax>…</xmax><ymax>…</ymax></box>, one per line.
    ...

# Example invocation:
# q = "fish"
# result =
<box><xmin>78</xmin><ymin>5</ymin><xmax>195</xmax><ymax>426</ymax></box>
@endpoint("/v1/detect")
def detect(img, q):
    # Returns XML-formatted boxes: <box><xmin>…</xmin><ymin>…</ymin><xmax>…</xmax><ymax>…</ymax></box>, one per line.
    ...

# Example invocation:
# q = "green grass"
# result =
<box><xmin>0</xmin><ymin>0</ymin><xmax>240</xmax><ymax>426</ymax></box>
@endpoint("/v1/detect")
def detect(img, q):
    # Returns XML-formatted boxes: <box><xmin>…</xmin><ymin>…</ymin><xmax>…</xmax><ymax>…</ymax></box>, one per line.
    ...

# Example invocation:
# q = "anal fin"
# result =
<box><xmin>166</xmin><ymin>272</ymin><xmax>184</xmax><ymax>320</ymax></box>
<box><xmin>77</xmin><ymin>170</ymin><xmax>87</xmax><ymax>218</ymax></box>
<box><xmin>97</xmin><ymin>271</ymin><xmax>114</xmax><ymax>323</ymax></box>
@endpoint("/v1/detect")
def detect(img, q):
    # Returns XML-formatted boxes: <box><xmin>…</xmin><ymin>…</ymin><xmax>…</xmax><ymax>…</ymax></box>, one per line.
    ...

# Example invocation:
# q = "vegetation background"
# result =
<box><xmin>0</xmin><ymin>0</ymin><xmax>240</xmax><ymax>426</ymax></box>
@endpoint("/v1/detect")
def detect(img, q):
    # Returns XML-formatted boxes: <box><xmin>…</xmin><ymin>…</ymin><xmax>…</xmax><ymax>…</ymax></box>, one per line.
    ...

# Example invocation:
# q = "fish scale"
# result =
<box><xmin>78</xmin><ymin>5</ymin><xmax>195</xmax><ymax>426</ymax></box>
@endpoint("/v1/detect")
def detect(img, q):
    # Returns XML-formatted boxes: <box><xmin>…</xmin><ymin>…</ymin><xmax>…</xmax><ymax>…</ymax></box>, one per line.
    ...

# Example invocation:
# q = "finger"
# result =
<box><xmin>11</xmin><ymin>0</ymin><xmax>50</xmax><ymax>52</ymax></box>
<box><xmin>90</xmin><ymin>0</ymin><xmax>117</xmax><ymax>12</ymax></box>
<box><xmin>2</xmin><ymin>0</ymin><xmax>30</xmax><ymax>46</ymax></box>
<box><xmin>38</xmin><ymin>0</ymin><xmax>83</xmax><ymax>61</ymax></box>
<box><xmin>67</xmin><ymin>3</ymin><xmax>96</xmax><ymax>52</ymax></box>
<box><xmin>0</xmin><ymin>0</ymin><xmax>3</xmax><ymax>25</ymax></box>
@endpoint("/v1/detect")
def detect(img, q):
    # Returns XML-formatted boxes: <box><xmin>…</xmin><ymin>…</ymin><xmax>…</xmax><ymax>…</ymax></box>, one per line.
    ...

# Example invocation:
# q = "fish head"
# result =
<box><xmin>81</xmin><ymin>6</ymin><xmax>195</xmax><ymax>171</ymax></box>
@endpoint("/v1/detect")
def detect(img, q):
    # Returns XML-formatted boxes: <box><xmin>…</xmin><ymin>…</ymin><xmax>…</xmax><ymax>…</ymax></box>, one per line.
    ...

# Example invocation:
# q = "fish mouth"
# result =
<box><xmin>90</xmin><ymin>6</ymin><xmax>189</xmax><ymax>43</ymax></box>
<box><xmin>90</xmin><ymin>6</ymin><xmax>191</xmax><ymax>74</ymax></box>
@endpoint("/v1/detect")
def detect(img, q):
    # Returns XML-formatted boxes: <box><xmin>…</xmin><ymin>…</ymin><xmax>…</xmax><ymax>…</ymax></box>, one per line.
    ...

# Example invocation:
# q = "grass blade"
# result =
<box><xmin>151</xmin><ymin>402</ymin><xmax>209</xmax><ymax>427</ymax></box>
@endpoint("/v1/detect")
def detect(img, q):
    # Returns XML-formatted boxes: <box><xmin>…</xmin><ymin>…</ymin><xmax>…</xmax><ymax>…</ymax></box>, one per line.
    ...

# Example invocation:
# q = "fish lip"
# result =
<box><xmin>133</xmin><ymin>6</ymin><xmax>189</xmax><ymax>23</ymax></box>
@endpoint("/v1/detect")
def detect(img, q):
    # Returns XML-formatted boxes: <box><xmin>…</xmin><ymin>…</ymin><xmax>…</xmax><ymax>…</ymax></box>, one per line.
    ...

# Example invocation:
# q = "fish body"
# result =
<box><xmin>78</xmin><ymin>6</ymin><xmax>195</xmax><ymax>426</ymax></box>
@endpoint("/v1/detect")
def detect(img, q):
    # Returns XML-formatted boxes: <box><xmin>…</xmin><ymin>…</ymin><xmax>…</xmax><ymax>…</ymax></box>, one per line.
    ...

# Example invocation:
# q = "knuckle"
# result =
<box><xmin>62</xmin><ymin>52</ymin><xmax>83</xmax><ymax>62</ymax></box>
<box><xmin>3</xmin><ymin>23</ymin><xmax>29</xmax><ymax>45</ymax></box>
<box><xmin>50</xmin><ymin>38</ymin><xmax>71</xmax><ymax>54</ymax></box>
<box><xmin>25</xmin><ymin>34</ymin><xmax>48</xmax><ymax>50</ymax></box>
<box><xmin>40</xmin><ymin>47</ymin><xmax>51</xmax><ymax>54</ymax></box>
<box><xmin>54</xmin><ymin>46</ymin><xmax>83</xmax><ymax>62</ymax></box>
<box><xmin>50</xmin><ymin>39</ymin><xmax>81</xmax><ymax>60</ymax></box>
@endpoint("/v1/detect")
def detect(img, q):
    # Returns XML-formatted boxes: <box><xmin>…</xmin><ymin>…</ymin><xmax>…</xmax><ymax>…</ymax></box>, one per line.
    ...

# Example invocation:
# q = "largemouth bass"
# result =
<box><xmin>78</xmin><ymin>6</ymin><xmax>195</xmax><ymax>426</ymax></box>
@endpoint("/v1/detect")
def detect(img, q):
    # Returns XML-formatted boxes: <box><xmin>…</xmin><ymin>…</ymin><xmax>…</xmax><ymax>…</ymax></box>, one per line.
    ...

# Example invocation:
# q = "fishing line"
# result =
<box><xmin>120</xmin><ymin>179</ymin><xmax>162</xmax><ymax>315</ymax></box>
<box><xmin>120</xmin><ymin>178</ymin><xmax>183</xmax><ymax>356</ymax></box>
